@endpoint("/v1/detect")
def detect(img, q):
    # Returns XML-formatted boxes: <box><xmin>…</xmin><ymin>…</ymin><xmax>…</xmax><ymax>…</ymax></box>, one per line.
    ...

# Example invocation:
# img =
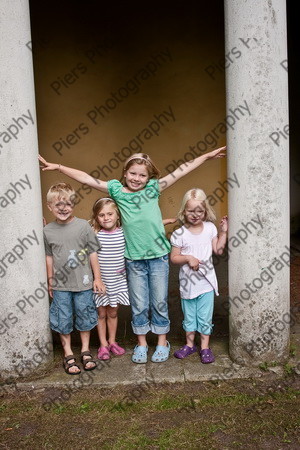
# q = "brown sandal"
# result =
<box><xmin>63</xmin><ymin>355</ymin><xmax>81</xmax><ymax>375</ymax></box>
<box><xmin>80</xmin><ymin>351</ymin><xmax>97</xmax><ymax>371</ymax></box>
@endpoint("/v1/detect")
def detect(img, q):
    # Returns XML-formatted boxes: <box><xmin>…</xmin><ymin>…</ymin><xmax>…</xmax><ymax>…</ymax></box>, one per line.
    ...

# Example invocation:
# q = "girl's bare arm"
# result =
<box><xmin>89</xmin><ymin>252</ymin><xmax>106</xmax><ymax>294</ymax></box>
<box><xmin>39</xmin><ymin>155</ymin><xmax>108</xmax><ymax>193</ymax></box>
<box><xmin>212</xmin><ymin>216</ymin><xmax>228</xmax><ymax>255</ymax></box>
<box><xmin>170</xmin><ymin>246</ymin><xmax>200</xmax><ymax>271</ymax></box>
<box><xmin>159</xmin><ymin>146</ymin><xmax>226</xmax><ymax>192</ymax></box>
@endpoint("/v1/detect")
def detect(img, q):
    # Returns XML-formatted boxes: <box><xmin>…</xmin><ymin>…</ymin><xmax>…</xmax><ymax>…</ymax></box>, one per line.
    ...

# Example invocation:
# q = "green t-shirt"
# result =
<box><xmin>107</xmin><ymin>179</ymin><xmax>171</xmax><ymax>260</ymax></box>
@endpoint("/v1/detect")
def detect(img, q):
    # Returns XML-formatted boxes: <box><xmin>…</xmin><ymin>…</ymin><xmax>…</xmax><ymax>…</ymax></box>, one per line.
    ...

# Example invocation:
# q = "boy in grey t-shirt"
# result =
<box><xmin>43</xmin><ymin>183</ymin><xmax>105</xmax><ymax>375</ymax></box>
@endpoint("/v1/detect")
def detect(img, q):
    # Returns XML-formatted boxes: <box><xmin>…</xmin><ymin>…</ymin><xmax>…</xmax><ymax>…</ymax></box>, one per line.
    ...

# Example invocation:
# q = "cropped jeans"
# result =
<box><xmin>125</xmin><ymin>254</ymin><xmax>170</xmax><ymax>335</ymax></box>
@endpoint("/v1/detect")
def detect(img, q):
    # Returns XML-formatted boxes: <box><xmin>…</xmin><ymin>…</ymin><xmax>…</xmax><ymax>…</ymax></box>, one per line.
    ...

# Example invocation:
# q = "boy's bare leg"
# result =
<box><xmin>80</xmin><ymin>330</ymin><xmax>96</xmax><ymax>369</ymax></box>
<box><xmin>97</xmin><ymin>306</ymin><xmax>108</xmax><ymax>347</ymax></box>
<box><xmin>60</xmin><ymin>333</ymin><xmax>80</xmax><ymax>374</ymax></box>
<box><xmin>107</xmin><ymin>305</ymin><xmax>118</xmax><ymax>344</ymax></box>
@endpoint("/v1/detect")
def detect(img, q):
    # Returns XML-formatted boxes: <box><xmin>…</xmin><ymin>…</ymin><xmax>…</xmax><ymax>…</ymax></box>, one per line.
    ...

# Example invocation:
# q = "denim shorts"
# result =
<box><xmin>125</xmin><ymin>254</ymin><xmax>170</xmax><ymax>335</ymax></box>
<box><xmin>50</xmin><ymin>289</ymin><xmax>98</xmax><ymax>334</ymax></box>
<box><xmin>181</xmin><ymin>290</ymin><xmax>214</xmax><ymax>335</ymax></box>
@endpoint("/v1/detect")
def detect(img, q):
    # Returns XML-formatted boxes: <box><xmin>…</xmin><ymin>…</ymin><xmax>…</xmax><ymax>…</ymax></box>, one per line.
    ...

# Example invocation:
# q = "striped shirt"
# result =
<box><xmin>94</xmin><ymin>227</ymin><xmax>130</xmax><ymax>308</ymax></box>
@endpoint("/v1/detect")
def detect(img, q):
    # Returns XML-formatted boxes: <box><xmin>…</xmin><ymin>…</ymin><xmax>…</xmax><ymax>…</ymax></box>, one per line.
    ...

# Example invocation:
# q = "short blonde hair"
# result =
<box><xmin>46</xmin><ymin>183</ymin><xmax>76</xmax><ymax>204</ymax></box>
<box><xmin>178</xmin><ymin>188</ymin><xmax>216</xmax><ymax>223</ymax></box>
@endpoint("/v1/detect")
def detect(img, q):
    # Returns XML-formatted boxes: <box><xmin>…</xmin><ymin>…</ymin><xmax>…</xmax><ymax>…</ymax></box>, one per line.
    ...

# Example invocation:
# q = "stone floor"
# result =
<box><xmin>12</xmin><ymin>323</ymin><xmax>300</xmax><ymax>393</ymax></box>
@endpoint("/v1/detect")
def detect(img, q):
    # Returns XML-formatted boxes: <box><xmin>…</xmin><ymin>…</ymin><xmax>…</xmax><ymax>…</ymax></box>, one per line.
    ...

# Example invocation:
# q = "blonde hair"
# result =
<box><xmin>121</xmin><ymin>153</ymin><xmax>160</xmax><ymax>184</ymax></box>
<box><xmin>46</xmin><ymin>183</ymin><xmax>75</xmax><ymax>204</ymax></box>
<box><xmin>178</xmin><ymin>188</ymin><xmax>216</xmax><ymax>223</ymax></box>
<box><xmin>91</xmin><ymin>197</ymin><xmax>121</xmax><ymax>232</ymax></box>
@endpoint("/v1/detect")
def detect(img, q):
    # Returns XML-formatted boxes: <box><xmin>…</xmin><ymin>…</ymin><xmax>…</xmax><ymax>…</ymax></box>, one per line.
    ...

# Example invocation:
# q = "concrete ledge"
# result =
<box><xmin>0</xmin><ymin>344</ymin><xmax>270</xmax><ymax>392</ymax></box>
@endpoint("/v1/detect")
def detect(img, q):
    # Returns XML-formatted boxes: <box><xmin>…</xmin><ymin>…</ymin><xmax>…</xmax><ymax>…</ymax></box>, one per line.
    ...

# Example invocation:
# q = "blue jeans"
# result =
<box><xmin>125</xmin><ymin>255</ymin><xmax>170</xmax><ymax>335</ymax></box>
<box><xmin>50</xmin><ymin>289</ymin><xmax>98</xmax><ymax>334</ymax></box>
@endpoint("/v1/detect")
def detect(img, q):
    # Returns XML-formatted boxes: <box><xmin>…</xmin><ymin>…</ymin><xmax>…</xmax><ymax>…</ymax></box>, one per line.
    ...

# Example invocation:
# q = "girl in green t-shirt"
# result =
<box><xmin>39</xmin><ymin>146</ymin><xmax>225</xmax><ymax>364</ymax></box>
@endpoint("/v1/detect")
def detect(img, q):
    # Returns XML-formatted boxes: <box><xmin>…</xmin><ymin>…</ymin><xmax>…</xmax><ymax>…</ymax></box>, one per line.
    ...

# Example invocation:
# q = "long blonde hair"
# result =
<box><xmin>178</xmin><ymin>188</ymin><xmax>216</xmax><ymax>223</ymax></box>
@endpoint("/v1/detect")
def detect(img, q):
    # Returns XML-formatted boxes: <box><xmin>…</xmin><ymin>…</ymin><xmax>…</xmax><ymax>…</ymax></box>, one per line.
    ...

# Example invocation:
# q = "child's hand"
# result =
<box><xmin>48</xmin><ymin>285</ymin><xmax>53</xmax><ymax>298</ymax></box>
<box><xmin>205</xmin><ymin>146</ymin><xmax>226</xmax><ymax>160</ymax></box>
<box><xmin>163</xmin><ymin>218</ymin><xmax>178</xmax><ymax>226</ymax></box>
<box><xmin>39</xmin><ymin>155</ymin><xmax>59</xmax><ymax>171</ymax></box>
<box><xmin>93</xmin><ymin>279</ymin><xmax>106</xmax><ymax>295</ymax></box>
<box><xmin>220</xmin><ymin>215</ymin><xmax>228</xmax><ymax>232</ymax></box>
<box><xmin>187</xmin><ymin>255</ymin><xmax>201</xmax><ymax>271</ymax></box>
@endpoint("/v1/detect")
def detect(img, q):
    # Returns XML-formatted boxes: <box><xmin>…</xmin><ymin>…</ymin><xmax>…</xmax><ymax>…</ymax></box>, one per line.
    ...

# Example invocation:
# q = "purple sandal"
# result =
<box><xmin>174</xmin><ymin>345</ymin><xmax>197</xmax><ymax>359</ymax></box>
<box><xmin>200</xmin><ymin>348</ymin><xmax>215</xmax><ymax>364</ymax></box>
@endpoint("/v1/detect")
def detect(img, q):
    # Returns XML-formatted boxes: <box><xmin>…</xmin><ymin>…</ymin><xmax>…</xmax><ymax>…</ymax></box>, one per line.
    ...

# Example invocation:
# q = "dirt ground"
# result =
<box><xmin>0</xmin><ymin>372</ymin><xmax>299</xmax><ymax>449</ymax></box>
<box><xmin>0</xmin><ymin>246</ymin><xmax>299</xmax><ymax>449</ymax></box>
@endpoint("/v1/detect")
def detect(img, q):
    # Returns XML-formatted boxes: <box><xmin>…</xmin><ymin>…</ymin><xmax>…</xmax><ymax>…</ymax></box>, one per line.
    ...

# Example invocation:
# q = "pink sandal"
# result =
<box><xmin>109</xmin><ymin>342</ymin><xmax>125</xmax><ymax>356</ymax></box>
<box><xmin>97</xmin><ymin>346</ymin><xmax>110</xmax><ymax>360</ymax></box>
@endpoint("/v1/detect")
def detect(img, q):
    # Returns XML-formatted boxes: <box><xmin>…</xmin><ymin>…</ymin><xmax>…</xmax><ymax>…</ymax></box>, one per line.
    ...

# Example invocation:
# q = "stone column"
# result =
<box><xmin>0</xmin><ymin>0</ymin><xmax>53</xmax><ymax>378</ymax></box>
<box><xmin>224</xmin><ymin>0</ymin><xmax>290</xmax><ymax>365</ymax></box>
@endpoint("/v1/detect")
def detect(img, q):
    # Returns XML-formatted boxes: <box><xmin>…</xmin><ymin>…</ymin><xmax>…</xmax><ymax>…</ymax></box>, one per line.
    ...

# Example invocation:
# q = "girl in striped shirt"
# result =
<box><xmin>91</xmin><ymin>198</ymin><xmax>130</xmax><ymax>360</ymax></box>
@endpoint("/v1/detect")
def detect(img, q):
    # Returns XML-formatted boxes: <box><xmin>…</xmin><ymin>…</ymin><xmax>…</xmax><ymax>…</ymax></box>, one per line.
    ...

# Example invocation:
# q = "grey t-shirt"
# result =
<box><xmin>43</xmin><ymin>217</ymin><xmax>100</xmax><ymax>291</ymax></box>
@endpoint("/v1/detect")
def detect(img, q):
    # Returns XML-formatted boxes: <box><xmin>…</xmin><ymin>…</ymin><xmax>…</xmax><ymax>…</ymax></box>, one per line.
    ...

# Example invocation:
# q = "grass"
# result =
<box><xmin>1</xmin><ymin>375</ymin><xmax>300</xmax><ymax>449</ymax></box>
<box><xmin>284</xmin><ymin>363</ymin><xmax>295</xmax><ymax>375</ymax></box>
<box><xmin>289</xmin><ymin>344</ymin><xmax>297</xmax><ymax>358</ymax></box>
<box><xmin>258</xmin><ymin>361</ymin><xmax>279</xmax><ymax>372</ymax></box>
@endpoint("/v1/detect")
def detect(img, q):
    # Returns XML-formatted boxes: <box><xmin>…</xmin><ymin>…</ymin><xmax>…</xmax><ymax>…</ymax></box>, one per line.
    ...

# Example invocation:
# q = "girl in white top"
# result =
<box><xmin>170</xmin><ymin>188</ymin><xmax>228</xmax><ymax>364</ymax></box>
<box><xmin>91</xmin><ymin>198</ymin><xmax>129</xmax><ymax>360</ymax></box>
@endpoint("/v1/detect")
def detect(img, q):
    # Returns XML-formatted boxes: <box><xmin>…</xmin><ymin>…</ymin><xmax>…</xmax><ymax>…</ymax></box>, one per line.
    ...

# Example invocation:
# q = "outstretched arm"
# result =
<box><xmin>38</xmin><ymin>155</ymin><xmax>108</xmax><ymax>193</ymax></box>
<box><xmin>159</xmin><ymin>146</ymin><xmax>226</xmax><ymax>192</ymax></box>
